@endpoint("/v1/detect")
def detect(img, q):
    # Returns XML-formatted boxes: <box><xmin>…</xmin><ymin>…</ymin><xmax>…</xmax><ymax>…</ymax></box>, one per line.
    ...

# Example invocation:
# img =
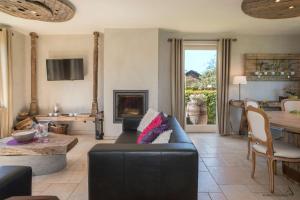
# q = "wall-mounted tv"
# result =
<box><xmin>46</xmin><ymin>58</ymin><xmax>84</xmax><ymax>81</ymax></box>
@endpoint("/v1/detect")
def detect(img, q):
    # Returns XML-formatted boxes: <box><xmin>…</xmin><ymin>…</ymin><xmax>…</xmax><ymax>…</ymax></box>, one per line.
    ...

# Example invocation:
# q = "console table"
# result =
<box><xmin>35</xmin><ymin>115</ymin><xmax>95</xmax><ymax>122</ymax></box>
<box><xmin>229</xmin><ymin>100</ymin><xmax>281</xmax><ymax>134</ymax></box>
<box><xmin>35</xmin><ymin>113</ymin><xmax>104</xmax><ymax>140</ymax></box>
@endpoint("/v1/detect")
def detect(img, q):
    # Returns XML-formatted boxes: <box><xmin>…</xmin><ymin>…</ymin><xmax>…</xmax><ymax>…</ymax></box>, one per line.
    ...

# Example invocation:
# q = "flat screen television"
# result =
<box><xmin>46</xmin><ymin>58</ymin><xmax>84</xmax><ymax>81</ymax></box>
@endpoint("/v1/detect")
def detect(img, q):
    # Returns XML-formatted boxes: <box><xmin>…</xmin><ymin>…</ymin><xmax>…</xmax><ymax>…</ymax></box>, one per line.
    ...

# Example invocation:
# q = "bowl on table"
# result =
<box><xmin>12</xmin><ymin>130</ymin><xmax>36</xmax><ymax>142</ymax></box>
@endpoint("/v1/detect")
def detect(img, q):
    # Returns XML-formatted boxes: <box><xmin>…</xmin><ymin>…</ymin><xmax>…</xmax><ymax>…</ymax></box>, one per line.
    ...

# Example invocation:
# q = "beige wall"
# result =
<box><xmin>11</xmin><ymin>30</ymin><xmax>26</xmax><ymax>123</ymax></box>
<box><xmin>158</xmin><ymin>30</ymin><xmax>300</xmax><ymax>133</ymax></box>
<box><xmin>230</xmin><ymin>35</ymin><xmax>300</xmax><ymax>132</ymax></box>
<box><xmin>103</xmin><ymin>29</ymin><xmax>159</xmax><ymax>138</ymax></box>
<box><xmin>24</xmin><ymin>34</ymin><xmax>104</xmax><ymax>133</ymax></box>
<box><xmin>12</xmin><ymin>28</ymin><xmax>299</xmax><ymax>135</ymax></box>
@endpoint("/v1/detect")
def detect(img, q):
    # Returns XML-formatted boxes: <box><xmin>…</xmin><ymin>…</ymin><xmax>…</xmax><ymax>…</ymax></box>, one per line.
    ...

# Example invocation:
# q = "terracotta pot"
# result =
<box><xmin>186</xmin><ymin>95</ymin><xmax>208</xmax><ymax>125</ymax></box>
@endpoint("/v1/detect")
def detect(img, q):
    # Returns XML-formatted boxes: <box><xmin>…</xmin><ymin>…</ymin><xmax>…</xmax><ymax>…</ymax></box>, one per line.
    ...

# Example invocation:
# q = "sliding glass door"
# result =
<box><xmin>184</xmin><ymin>41</ymin><xmax>218</xmax><ymax>133</ymax></box>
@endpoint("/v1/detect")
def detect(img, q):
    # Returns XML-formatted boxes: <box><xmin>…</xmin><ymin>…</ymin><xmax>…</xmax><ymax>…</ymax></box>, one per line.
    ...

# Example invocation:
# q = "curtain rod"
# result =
<box><xmin>167</xmin><ymin>38</ymin><xmax>237</xmax><ymax>42</ymax></box>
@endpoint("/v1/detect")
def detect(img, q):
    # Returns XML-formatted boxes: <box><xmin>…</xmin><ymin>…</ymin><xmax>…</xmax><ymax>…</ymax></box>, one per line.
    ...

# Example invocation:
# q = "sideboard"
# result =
<box><xmin>35</xmin><ymin>113</ymin><xmax>104</xmax><ymax>140</ymax></box>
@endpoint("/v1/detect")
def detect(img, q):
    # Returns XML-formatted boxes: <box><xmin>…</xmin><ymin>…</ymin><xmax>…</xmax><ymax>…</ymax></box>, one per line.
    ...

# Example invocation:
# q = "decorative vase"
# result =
<box><xmin>291</xmin><ymin>71</ymin><xmax>295</xmax><ymax>76</ymax></box>
<box><xmin>271</xmin><ymin>71</ymin><xmax>275</xmax><ymax>76</ymax></box>
<box><xmin>186</xmin><ymin>94</ymin><xmax>207</xmax><ymax>125</ymax></box>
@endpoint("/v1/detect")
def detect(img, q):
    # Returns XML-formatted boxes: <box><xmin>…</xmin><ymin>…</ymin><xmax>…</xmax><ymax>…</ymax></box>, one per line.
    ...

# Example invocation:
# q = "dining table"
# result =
<box><xmin>266</xmin><ymin>111</ymin><xmax>300</xmax><ymax>183</ymax></box>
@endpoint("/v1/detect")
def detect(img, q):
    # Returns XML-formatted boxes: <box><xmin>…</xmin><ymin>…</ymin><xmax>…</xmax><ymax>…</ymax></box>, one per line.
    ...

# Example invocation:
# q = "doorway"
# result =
<box><xmin>184</xmin><ymin>41</ymin><xmax>218</xmax><ymax>133</ymax></box>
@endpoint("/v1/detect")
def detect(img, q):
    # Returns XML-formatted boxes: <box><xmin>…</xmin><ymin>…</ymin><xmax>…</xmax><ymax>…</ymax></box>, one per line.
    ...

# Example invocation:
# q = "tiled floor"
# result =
<box><xmin>32</xmin><ymin>133</ymin><xmax>300</xmax><ymax>200</ymax></box>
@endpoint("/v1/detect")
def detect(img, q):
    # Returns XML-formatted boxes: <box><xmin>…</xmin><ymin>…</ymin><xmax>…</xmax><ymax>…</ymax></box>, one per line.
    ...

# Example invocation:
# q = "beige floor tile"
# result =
<box><xmin>220</xmin><ymin>185</ymin><xmax>258</xmax><ymax>200</ymax></box>
<box><xmin>29</xmin><ymin>133</ymin><xmax>300</xmax><ymax>200</ymax></box>
<box><xmin>208</xmin><ymin>166</ymin><xmax>256</xmax><ymax>185</ymax></box>
<box><xmin>41</xmin><ymin>183</ymin><xmax>78</xmax><ymax>200</ymax></box>
<box><xmin>68</xmin><ymin>177</ymin><xmax>88</xmax><ymax>200</ymax></box>
<box><xmin>198</xmin><ymin>193</ymin><xmax>212</xmax><ymax>200</ymax></box>
<box><xmin>32</xmin><ymin>181</ymin><xmax>51</xmax><ymax>192</ymax></box>
<box><xmin>198</xmin><ymin>172</ymin><xmax>221</xmax><ymax>193</ymax></box>
<box><xmin>203</xmin><ymin>157</ymin><xmax>227</xmax><ymax>167</ymax></box>
<box><xmin>199</xmin><ymin>161</ymin><xmax>208</xmax><ymax>172</ymax></box>
<box><xmin>209</xmin><ymin>192</ymin><xmax>227</xmax><ymax>200</ymax></box>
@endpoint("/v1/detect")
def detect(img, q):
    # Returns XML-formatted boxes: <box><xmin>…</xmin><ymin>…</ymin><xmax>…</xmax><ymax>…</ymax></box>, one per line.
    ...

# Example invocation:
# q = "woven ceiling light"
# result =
<box><xmin>0</xmin><ymin>0</ymin><xmax>75</xmax><ymax>22</ymax></box>
<box><xmin>242</xmin><ymin>0</ymin><xmax>300</xmax><ymax>19</ymax></box>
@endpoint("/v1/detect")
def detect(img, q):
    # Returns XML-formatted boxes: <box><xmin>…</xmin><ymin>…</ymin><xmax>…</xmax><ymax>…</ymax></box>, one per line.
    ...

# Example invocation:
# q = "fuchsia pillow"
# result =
<box><xmin>136</xmin><ymin>114</ymin><xmax>164</xmax><ymax>144</ymax></box>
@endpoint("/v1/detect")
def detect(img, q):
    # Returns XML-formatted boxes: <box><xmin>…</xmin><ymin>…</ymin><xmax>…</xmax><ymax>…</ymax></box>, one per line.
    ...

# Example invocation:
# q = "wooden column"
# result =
<box><xmin>29</xmin><ymin>32</ymin><xmax>38</xmax><ymax>115</ymax></box>
<box><xmin>91</xmin><ymin>32</ymin><xmax>99</xmax><ymax>116</ymax></box>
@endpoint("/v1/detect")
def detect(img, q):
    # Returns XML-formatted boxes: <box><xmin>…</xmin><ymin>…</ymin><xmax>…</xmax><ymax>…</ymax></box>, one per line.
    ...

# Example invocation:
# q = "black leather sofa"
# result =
<box><xmin>0</xmin><ymin>166</ymin><xmax>32</xmax><ymax>199</ymax></box>
<box><xmin>88</xmin><ymin>117</ymin><xmax>198</xmax><ymax>200</ymax></box>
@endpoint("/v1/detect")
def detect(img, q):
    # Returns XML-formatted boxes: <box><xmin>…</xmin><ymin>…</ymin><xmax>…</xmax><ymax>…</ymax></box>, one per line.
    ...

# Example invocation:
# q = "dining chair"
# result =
<box><xmin>244</xmin><ymin>99</ymin><xmax>259</xmax><ymax>160</ymax></box>
<box><xmin>246</xmin><ymin>106</ymin><xmax>300</xmax><ymax>193</ymax></box>
<box><xmin>281</xmin><ymin>99</ymin><xmax>300</xmax><ymax>112</ymax></box>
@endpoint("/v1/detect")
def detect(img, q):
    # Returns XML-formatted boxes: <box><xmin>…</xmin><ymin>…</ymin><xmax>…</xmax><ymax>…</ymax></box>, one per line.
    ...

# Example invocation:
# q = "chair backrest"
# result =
<box><xmin>281</xmin><ymin>99</ymin><xmax>300</xmax><ymax>112</ymax></box>
<box><xmin>246</xmin><ymin>106</ymin><xmax>273</xmax><ymax>154</ymax></box>
<box><xmin>245</xmin><ymin>99</ymin><xmax>259</xmax><ymax>110</ymax></box>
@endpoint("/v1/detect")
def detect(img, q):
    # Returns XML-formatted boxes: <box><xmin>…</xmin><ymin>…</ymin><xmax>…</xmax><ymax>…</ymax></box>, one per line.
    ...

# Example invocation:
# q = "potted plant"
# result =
<box><xmin>284</xmin><ymin>86</ymin><xmax>298</xmax><ymax>99</ymax></box>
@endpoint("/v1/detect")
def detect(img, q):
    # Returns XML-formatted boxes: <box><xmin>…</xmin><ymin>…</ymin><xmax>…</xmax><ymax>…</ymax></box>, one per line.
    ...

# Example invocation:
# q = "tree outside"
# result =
<box><xmin>185</xmin><ymin>56</ymin><xmax>217</xmax><ymax>125</ymax></box>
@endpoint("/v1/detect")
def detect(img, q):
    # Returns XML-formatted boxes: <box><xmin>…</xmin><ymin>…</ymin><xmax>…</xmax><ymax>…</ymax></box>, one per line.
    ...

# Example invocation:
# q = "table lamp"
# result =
<box><xmin>233</xmin><ymin>76</ymin><xmax>247</xmax><ymax>100</ymax></box>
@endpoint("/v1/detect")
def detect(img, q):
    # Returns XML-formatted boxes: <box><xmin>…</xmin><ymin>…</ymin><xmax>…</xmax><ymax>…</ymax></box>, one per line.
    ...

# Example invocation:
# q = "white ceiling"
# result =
<box><xmin>1</xmin><ymin>0</ymin><xmax>300</xmax><ymax>35</ymax></box>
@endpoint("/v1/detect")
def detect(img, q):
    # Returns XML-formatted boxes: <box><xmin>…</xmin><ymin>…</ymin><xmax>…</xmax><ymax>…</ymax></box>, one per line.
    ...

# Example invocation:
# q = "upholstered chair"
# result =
<box><xmin>281</xmin><ymin>99</ymin><xmax>300</xmax><ymax>112</ymax></box>
<box><xmin>244</xmin><ymin>99</ymin><xmax>259</xmax><ymax>160</ymax></box>
<box><xmin>246</xmin><ymin>106</ymin><xmax>300</xmax><ymax>193</ymax></box>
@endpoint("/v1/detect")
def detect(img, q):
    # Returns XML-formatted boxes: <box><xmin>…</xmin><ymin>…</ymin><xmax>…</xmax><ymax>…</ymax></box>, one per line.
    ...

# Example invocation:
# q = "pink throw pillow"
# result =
<box><xmin>137</xmin><ymin>114</ymin><xmax>163</xmax><ymax>144</ymax></box>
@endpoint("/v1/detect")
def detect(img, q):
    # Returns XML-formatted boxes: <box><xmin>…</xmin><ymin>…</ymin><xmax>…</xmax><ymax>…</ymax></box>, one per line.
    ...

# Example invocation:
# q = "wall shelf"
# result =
<box><xmin>247</xmin><ymin>75</ymin><xmax>300</xmax><ymax>81</ymax></box>
<box><xmin>244</xmin><ymin>54</ymin><xmax>300</xmax><ymax>81</ymax></box>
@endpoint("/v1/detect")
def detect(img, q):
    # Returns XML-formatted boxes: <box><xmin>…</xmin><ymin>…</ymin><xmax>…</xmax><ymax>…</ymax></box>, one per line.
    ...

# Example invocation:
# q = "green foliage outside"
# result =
<box><xmin>185</xmin><ymin>57</ymin><xmax>217</xmax><ymax>124</ymax></box>
<box><xmin>185</xmin><ymin>58</ymin><xmax>217</xmax><ymax>89</ymax></box>
<box><xmin>185</xmin><ymin>89</ymin><xmax>217</xmax><ymax>124</ymax></box>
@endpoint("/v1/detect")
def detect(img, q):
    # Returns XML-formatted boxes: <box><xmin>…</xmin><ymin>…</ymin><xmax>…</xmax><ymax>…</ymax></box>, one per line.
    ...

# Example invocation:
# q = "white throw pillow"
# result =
<box><xmin>137</xmin><ymin>108</ymin><xmax>159</xmax><ymax>132</ymax></box>
<box><xmin>152</xmin><ymin>130</ymin><xmax>172</xmax><ymax>144</ymax></box>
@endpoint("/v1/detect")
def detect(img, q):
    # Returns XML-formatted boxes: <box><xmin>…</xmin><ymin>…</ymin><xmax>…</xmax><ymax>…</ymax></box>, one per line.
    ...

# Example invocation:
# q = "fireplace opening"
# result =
<box><xmin>113</xmin><ymin>90</ymin><xmax>148</xmax><ymax>123</ymax></box>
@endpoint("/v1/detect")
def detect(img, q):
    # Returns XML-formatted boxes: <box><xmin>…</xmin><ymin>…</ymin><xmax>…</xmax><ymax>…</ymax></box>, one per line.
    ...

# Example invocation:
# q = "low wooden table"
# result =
<box><xmin>0</xmin><ymin>133</ymin><xmax>78</xmax><ymax>176</ymax></box>
<box><xmin>266</xmin><ymin>111</ymin><xmax>300</xmax><ymax>183</ymax></box>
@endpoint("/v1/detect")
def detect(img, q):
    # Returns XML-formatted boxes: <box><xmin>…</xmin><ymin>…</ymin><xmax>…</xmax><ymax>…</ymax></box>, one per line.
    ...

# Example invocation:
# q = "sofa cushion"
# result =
<box><xmin>152</xmin><ymin>130</ymin><xmax>172</xmax><ymax>144</ymax></box>
<box><xmin>116</xmin><ymin>132</ymin><xmax>138</xmax><ymax>144</ymax></box>
<box><xmin>137</xmin><ymin>114</ymin><xmax>164</xmax><ymax>144</ymax></box>
<box><xmin>137</xmin><ymin>108</ymin><xmax>159</xmax><ymax>132</ymax></box>
<box><xmin>140</xmin><ymin>114</ymin><xmax>169</xmax><ymax>144</ymax></box>
<box><xmin>168</xmin><ymin>117</ymin><xmax>192</xmax><ymax>144</ymax></box>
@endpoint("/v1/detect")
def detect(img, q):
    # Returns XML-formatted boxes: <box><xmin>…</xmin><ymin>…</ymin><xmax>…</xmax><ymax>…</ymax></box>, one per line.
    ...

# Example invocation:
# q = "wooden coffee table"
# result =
<box><xmin>0</xmin><ymin>133</ymin><xmax>78</xmax><ymax>176</ymax></box>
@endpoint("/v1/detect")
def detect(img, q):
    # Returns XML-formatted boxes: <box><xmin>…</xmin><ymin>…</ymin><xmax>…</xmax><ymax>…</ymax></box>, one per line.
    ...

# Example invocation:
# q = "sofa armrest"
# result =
<box><xmin>122</xmin><ymin>118</ymin><xmax>141</xmax><ymax>132</ymax></box>
<box><xmin>88</xmin><ymin>143</ymin><xmax>198</xmax><ymax>200</ymax></box>
<box><xmin>0</xmin><ymin>166</ymin><xmax>32</xmax><ymax>199</ymax></box>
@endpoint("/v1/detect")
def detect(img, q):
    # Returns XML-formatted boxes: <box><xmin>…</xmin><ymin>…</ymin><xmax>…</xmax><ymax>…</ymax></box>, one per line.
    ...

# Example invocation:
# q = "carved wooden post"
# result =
<box><xmin>29</xmin><ymin>32</ymin><xmax>38</xmax><ymax>115</ymax></box>
<box><xmin>91</xmin><ymin>32</ymin><xmax>99</xmax><ymax>116</ymax></box>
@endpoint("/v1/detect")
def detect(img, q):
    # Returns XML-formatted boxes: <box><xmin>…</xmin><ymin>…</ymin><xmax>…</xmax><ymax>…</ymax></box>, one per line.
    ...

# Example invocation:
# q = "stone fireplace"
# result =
<box><xmin>113</xmin><ymin>90</ymin><xmax>149</xmax><ymax>123</ymax></box>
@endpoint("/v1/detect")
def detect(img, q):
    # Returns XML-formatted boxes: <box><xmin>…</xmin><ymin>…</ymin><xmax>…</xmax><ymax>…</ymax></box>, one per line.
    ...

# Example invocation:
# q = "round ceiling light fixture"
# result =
<box><xmin>242</xmin><ymin>0</ymin><xmax>300</xmax><ymax>19</ymax></box>
<box><xmin>0</xmin><ymin>0</ymin><xmax>75</xmax><ymax>22</ymax></box>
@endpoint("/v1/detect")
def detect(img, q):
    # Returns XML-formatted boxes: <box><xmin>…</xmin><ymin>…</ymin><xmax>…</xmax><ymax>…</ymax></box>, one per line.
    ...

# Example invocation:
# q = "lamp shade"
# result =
<box><xmin>233</xmin><ymin>76</ymin><xmax>247</xmax><ymax>85</ymax></box>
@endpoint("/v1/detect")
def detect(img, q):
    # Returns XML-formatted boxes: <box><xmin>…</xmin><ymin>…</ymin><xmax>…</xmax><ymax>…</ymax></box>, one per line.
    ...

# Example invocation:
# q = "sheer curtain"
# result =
<box><xmin>217</xmin><ymin>39</ymin><xmax>232</xmax><ymax>135</ymax></box>
<box><xmin>0</xmin><ymin>28</ymin><xmax>13</xmax><ymax>138</ymax></box>
<box><xmin>170</xmin><ymin>38</ymin><xmax>185</xmax><ymax>127</ymax></box>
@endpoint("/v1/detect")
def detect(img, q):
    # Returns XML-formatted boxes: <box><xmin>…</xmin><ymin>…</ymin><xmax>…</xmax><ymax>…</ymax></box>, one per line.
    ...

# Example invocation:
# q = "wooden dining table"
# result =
<box><xmin>266</xmin><ymin>111</ymin><xmax>300</xmax><ymax>183</ymax></box>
